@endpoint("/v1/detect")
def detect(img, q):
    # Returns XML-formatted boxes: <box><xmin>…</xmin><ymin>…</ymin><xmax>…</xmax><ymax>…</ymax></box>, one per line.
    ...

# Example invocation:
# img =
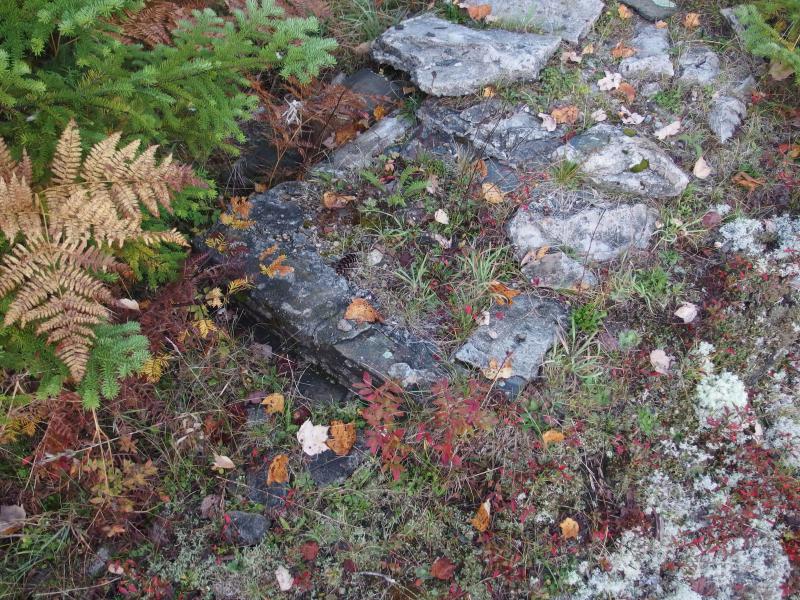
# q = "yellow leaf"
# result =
<box><xmin>551</xmin><ymin>105</ymin><xmax>580</xmax><ymax>125</ymax></box>
<box><xmin>482</xmin><ymin>357</ymin><xmax>513</xmax><ymax>380</ymax></box>
<box><xmin>140</xmin><ymin>354</ymin><xmax>170</xmax><ymax>383</ymax></box>
<box><xmin>195</xmin><ymin>318</ymin><xmax>217</xmax><ymax>339</ymax></box>
<box><xmin>560</xmin><ymin>517</ymin><xmax>580</xmax><ymax>539</ymax></box>
<box><xmin>260</xmin><ymin>255</ymin><xmax>294</xmax><ymax>279</ymax></box>
<box><xmin>258</xmin><ymin>244</ymin><xmax>278</xmax><ymax>261</ymax></box>
<box><xmin>267</xmin><ymin>454</ymin><xmax>289</xmax><ymax>485</ymax></box>
<box><xmin>471</xmin><ymin>499</ymin><xmax>491</xmax><ymax>532</ymax></box>
<box><xmin>205</xmin><ymin>234</ymin><xmax>228</xmax><ymax>253</ymax></box>
<box><xmin>482</xmin><ymin>85</ymin><xmax>497</xmax><ymax>98</ymax></box>
<box><xmin>344</xmin><ymin>298</ymin><xmax>383</xmax><ymax>323</ymax></box>
<box><xmin>373</xmin><ymin>105</ymin><xmax>388</xmax><ymax>121</ymax></box>
<box><xmin>520</xmin><ymin>245</ymin><xmax>550</xmax><ymax>266</ymax></box>
<box><xmin>322</xmin><ymin>191</ymin><xmax>357</xmax><ymax>209</ymax></box>
<box><xmin>481</xmin><ymin>182</ymin><xmax>505</xmax><ymax>204</ymax></box>
<box><xmin>542</xmin><ymin>429</ymin><xmax>565</xmax><ymax>446</ymax></box>
<box><xmin>261</xmin><ymin>393</ymin><xmax>285</xmax><ymax>414</ymax></box>
<box><xmin>326</xmin><ymin>420</ymin><xmax>356</xmax><ymax>456</ymax></box>
<box><xmin>488</xmin><ymin>281</ymin><xmax>520</xmax><ymax>305</ymax></box>
<box><xmin>466</xmin><ymin>3</ymin><xmax>492</xmax><ymax>20</ymax></box>
<box><xmin>618</xmin><ymin>4</ymin><xmax>633</xmax><ymax>19</ymax></box>
<box><xmin>227</xmin><ymin>277</ymin><xmax>253</xmax><ymax>295</ymax></box>
<box><xmin>219</xmin><ymin>211</ymin><xmax>254</xmax><ymax>230</ymax></box>
<box><xmin>683</xmin><ymin>12</ymin><xmax>700</xmax><ymax>29</ymax></box>
<box><xmin>205</xmin><ymin>287</ymin><xmax>224</xmax><ymax>308</ymax></box>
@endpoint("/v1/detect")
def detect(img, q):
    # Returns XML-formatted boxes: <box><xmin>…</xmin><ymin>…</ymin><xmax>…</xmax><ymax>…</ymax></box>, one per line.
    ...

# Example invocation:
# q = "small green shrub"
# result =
<box><xmin>736</xmin><ymin>2</ymin><xmax>800</xmax><ymax>83</ymax></box>
<box><xmin>571</xmin><ymin>302</ymin><xmax>607</xmax><ymax>334</ymax></box>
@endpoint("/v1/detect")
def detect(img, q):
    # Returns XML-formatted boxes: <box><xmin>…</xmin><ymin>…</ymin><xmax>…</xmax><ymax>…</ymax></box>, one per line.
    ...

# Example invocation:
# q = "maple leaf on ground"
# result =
<box><xmin>693</xmin><ymin>156</ymin><xmax>712</xmax><ymax>179</ymax></box>
<box><xmin>611</xmin><ymin>42</ymin><xmax>636</xmax><ymax>59</ymax></box>
<box><xmin>488</xmin><ymin>281</ymin><xmax>520</xmax><ymax>305</ymax></box>
<box><xmin>552</xmin><ymin>105</ymin><xmax>580</xmax><ymax>125</ymax></box>
<box><xmin>212</xmin><ymin>454</ymin><xmax>235</xmax><ymax>470</ymax></box>
<box><xmin>322</xmin><ymin>191</ymin><xmax>357</xmax><ymax>209</ymax></box>
<box><xmin>482</xmin><ymin>357</ymin><xmax>513</xmax><ymax>380</ymax></box>
<box><xmin>560</xmin><ymin>517</ymin><xmax>580</xmax><ymax>539</ymax></box>
<box><xmin>275</xmin><ymin>565</ymin><xmax>293</xmax><ymax>591</ymax></box>
<box><xmin>431</xmin><ymin>557</ymin><xmax>457</xmax><ymax>580</ymax></box>
<box><xmin>267</xmin><ymin>454</ymin><xmax>289</xmax><ymax>484</ymax></box>
<box><xmin>650</xmin><ymin>349</ymin><xmax>672</xmax><ymax>375</ymax></box>
<box><xmin>326</xmin><ymin>420</ymin><xmax>356</xmax><ymax>456</ymax></box>
<box><xmin>674</xmin><ymin>302</ymin><xmax>698</xmax><ymax>324</ymax></box>
<box><xmin>598</xmin><ymin>71</ymin><xmax>622</xmax><ymax>91</ymax></box>
<box><xmin>616</xmin><ymin>81</ymin><xmax>636</xmax><ymax>103</ymax></box>
<box><xmin>471</xmin><ymin>499</ymin><xmax>491</xmax><ymax>532</ymax></box>
<box><xmin>654</xmin><ymin>120</ymin><xmax>681</xmax><ymax>140</ymax></box>
<box><xmin>344</xmin><ymin>298</ymin><xmax>383</xmax><ymax>323</ymax></box>
<box><xmin>261</xmin><ymin>393</ymin><xmax>285</xmax><ymax>414</ymax></box>
<box><xmin>683</xmin><ymin>12</ymin><xmax>700</xmax><ymax>29</ymax></box>
<box><xmin>466</xmin><ymin>3</ymin><xmax>492</xmax><ymax>20</ymax></box>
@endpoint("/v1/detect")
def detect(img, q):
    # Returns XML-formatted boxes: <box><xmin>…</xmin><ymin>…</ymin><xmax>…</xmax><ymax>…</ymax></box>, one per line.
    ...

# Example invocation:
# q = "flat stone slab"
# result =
<box><xmin>200</xmin><ymin>182</ymin><xmax>442</xmax><ymax>391</ymax></box>
<box><xmin>455</xmin><ymin>294</ymin><xmax>566</xmax><ymax>384</ymax></box>
<box><xmin>522</xmin><ymin>251</ymin><xmax>599</xmax><ymax>290</ymax></box>
<box><xmin>508</xmin><ymin>192</ymin><xmax>659</xmax><ymax>261</ymax></box>
<box><xmin>619</xmin><ymin>24</ymin><xmax>674</xmax><ymax>80</ymax></box>
<box><xmin>458</xmin><ymin>0</ymin><xmax>604</xmax><ymax>44</ymax></box>
<box><xmin>678</xmin><ymin>44</ymin><xmax>720</xmax><ymax>86</ymax></box>
<box><xmin>622</xmin><ymin>0</ymin><xmax>677</xmax><ymax>21</ymax></box>
<box><xmin>418</xmin><ymin>100</ymin><xmax>566</xmax><ymax>166</ymax></box>
<box><xmin>552</xmin><ymin>124</ymin><xmax>689</xmax><ymax>198</ymax></box>
<box><xmin>372</xmin><ymin>15</ymin><xmax>561</xmax><ymax>96</ymax></box>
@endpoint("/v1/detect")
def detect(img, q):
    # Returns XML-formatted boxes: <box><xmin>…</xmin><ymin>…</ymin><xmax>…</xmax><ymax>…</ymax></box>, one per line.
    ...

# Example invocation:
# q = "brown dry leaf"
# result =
<box><xmin>466</xmin><ymin>3</ymin><xmax>492</xmax><ymax>20</ymax></box>
<box><xmin>212</xmin><ymin>454</ymin><xmax>235</xmax><ymax>470</ymax></box>
<box><xmin>373</xmin><ymin>105</ymin><xmax>388</xmax><ymax>120</ymax></box>
<box><xmin>322</xmin><ymin>191</ymin><xmax>357</xmax><ymax>209</ymax></box>
<box><xmin>616</xmin><ymin>81</ymin><xmax>637</xmax><ymax>103</ymax></box>
<box><xmin>482</xmin><ymin>357</ymin><xmax>513</xmax><ymax>380</ymax></box>
<box><xmin>344</xmin><ymin>298</ymin><xmax>383</xmax><ymax>323</ymax></box>
<box><xmin>488</xmin><ymin>280</ymin><xmax>521</xmax><ymax>305</ymax></box>
<box><xmin>560</xmin><ymin>517</ymin><xmax>580</xmax><ymax>539</ymax></box>
<box><xmin>655</xmin><ymin>20</ymin><xmax>668</xmax><ymax>28</ymax></box>
<box><xmin>683</xmin><ymin>12</ymin><xmax>701</xmax><ymax>29</ymax></box>
<box><xmin>693</xmin><ymin>155</ymin><xmax>712</xmax><ymax>179</ymax></box>
<box><xmin>474</xmin><ymin>159</ymin><xmax>489</xmax><ymax>179</ymax></box>
<box><xmin>481</xmin><ymin>182</ymin><xmax>505</xmax><ymax>204</ymax></box>
<box><xmin>219</xmin><ymin>212</ymin><xmax>254</xmax><ymax>230</ymax></box>
<box><xmin>334</xmin><ymin>123</ymin><xmax>360</xmax><ymax>146</ymax></box>
<box><xmin>267</xmin><ymin>454</ymin><xmax>289</xmax><ymax>485</ymax></box>
<box><xmin>483</xmin><ymin>85</ymin><xmax>497</xmax><ymax>97</ymax></box>
<box><xmin>611</xmin><ymin>42</ymin><xmax>636</xmax><ymax>59</ymax></box>
<box><xmin>618</xmin><ymin>3</ymin><xmax>633</xmax><ymax>19</ymax></box>
<box><xmin>231</xmin><ymin>196</ymin><xmax>253</xmax><ymax>218</ymax></box>
<box><xmin>520</xmin><ymin>244</ymin><xmax>550</xmax><ymax>266</ymax></box>
<box><xmin>431</xmin><ymin>556</ymin><xmax>457</xmax><ymax>580</ymax></box>
<box><xmin>471</xmin><ymin>499</ymin><xmax>491</xmax><ymax>532</ymax></box>
<box><xmin>551</xmin><ymin>105</ymin><xmax>580</xmax><ymax>125</ymax></box>
<box><xmin>326</xmin><ymin>420</ymin><xmax>356</xmax><ymax>456</ymax></box>
<box><xmin>732</xmin><ymin>171</ymin><xmax>765</xmax><ymax>192</ymax></box>
<box><xmin>542</xmin><ymin>429</ymin><xmax>566</xmax><ymax>446</ymax></box>
<box><xmin>261</xmin><ymin>393</ymin><xmax>285</xmax><ymax>414</ymax></box>
<box><xmin>260</xmin><ymin>255</ymin><xmax>294</xmax><ymax>279</ymax></box>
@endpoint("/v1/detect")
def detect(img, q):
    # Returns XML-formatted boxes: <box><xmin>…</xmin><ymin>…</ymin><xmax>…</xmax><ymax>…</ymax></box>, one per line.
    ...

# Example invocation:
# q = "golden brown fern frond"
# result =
<box><xmin>0</xmin><ymin>173</ymin><xmax>42</xmax><ymax>240</ymax></box>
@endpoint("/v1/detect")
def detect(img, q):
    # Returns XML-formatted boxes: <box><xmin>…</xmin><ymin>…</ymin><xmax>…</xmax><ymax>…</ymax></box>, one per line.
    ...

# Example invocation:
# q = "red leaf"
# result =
<box><xmin>431</xmin><ymin>556</ymin><xmax>457</xmax><ymax>580</ymax></box>
<box><xmin>299</xmin><ymin>541</ymin><xmax>319</xmax><ymax>561</ymax></box>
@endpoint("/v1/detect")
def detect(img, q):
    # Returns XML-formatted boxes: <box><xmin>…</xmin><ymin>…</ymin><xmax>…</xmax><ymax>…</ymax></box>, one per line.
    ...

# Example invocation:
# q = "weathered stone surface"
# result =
<box><xmin>245</xmin><ymin>468</ymin><xmax>289</xmax><ymax>509</ymax></box>
<box><xmin>200</xmin><ymin>182</ymin><xmax>442</xmax><ymax>391</ymax></box>
<box><xmin>455</xmin><ymin>294</ymin><xmax>566</xmax><ymax>383</ymax></box>
<box><xmin>622</xmin><ymin>0</ymin><xmax>677</xmax><ymax>21</ymax></box>
<box><xmin>458</xmin><ymin>0</ymin><xmax>604</xmax><ymax>44</ymax></box>
<box><xmin>372</xmin><ymin>15</ymin><xmax>561</xmax><ymax>96</ymax></box>
<box><xmin>223</xmin><ymin>511</ymin><xmax>271</xmax><ymax>546</ymax></box>
<box><xmin>417</xmin><ymin>100</ymin><xmax>566</xmax><ymax>166</ymax></box>
<box><xmin>522</xmin><ymin>251</ymin><xmax>599</xmax><ymax>289</ymax></box>
<box><xmin>552</xmin><ymin>124</ymin><xmax>689</xmax><ymax>198</ymax></box>
<box><xmin>308</xmin><ymin>439</ymin><xmax>369</xmax><ymax>486</ymax></box>
<box><xmin>314</xmin><ymin>112</ymin><xmax>413</xmax><ymax>176</ymax></box>
<box><xmin>508</xmin><ymin>194</ymin><xmax>659</xmax><ymax>261</ymax></box>
<box><xmin>620</xmin><ymin>24</ymin><xmax>674</xmax><ymax>80</ymax></box>
<box><xmin>678</xmin><ymin>44</ymin><xmax>720</xmax><ymax>86</ymax></box>
<box><xmin>708</xmin><ymin>77</ymin><xmax>755</xmax><ymax>143</ymax></box>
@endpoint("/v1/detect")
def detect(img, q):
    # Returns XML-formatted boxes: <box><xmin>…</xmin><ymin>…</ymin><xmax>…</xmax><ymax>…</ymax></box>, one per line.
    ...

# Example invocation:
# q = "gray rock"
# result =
<box><xmin>552</xmin><ymin>124</ymin><xmax>689</xmax><ymax>198</ymax></box>
<box><xmin>678</xmin><ymin>44</ymin><xmax>720</xmax><ymax>86</ymax></box>
<box><xmin>620</xmin><ymin>24</ymin><xmax>674</xmax><ymax>80</ymax></box>
<box><xmin>708</xmin><ymin>77</ymin><xmax>756</xmax><ymax>143</ymax></box>
<box><xmin>622</xmin><ymin>0</ymin><xmax>677</xmax><ymax>21</ymax></box>
<box><xmin>314</xmin><ymin>112</ymin><xmax>412</xmax><ymax>177</ymax></box>
<box><xmin>298</xmin><ymin>367</ymin><xmax>349</xmax><ymax>404</ymax></box>
<box><xmin>372</xmin><ymin>15</ymin><xmax>561</xmax><ymax>96</ymax></box>
<box><xmin>200</xmin><ymin>182</ymin><xmax>442</xmax><ymax>392</ymax></box>
<box><xmin>88</xmin><ymin>546</ymin><xmax>111</xmax><ymax>578</ymax></box>
<box><xmin>455</xmin><ymin>294</ymin><xmax>566</xmax><ymax>382</ymax></box>
<box><xmin>245</xmin><ymin>468</ymin><xmax>288</xmax><ymax>509</ymax></box>
<box><xmin>522</xmin><ymin>251</ymin><xmax>599</xmax><ymax>289</ymax></box>
<box><xmin>457</xmin><ymin>0</ymin><xmax>604</xmax><ymax>44</ymax></box>
<box><xmin>388</xmin><ymin>362</ymin><xmax>436</xmax><ymax>387</ymax></box>
<box><xmin>720</xmin><ymin>6</ymin><xmax>747</xmax><ymax>38</ymax></box>
<box><xmin>417</xmin><ymin>100</ymin><xmax>566</xmax><ymax>166</ymax></box>
<box><xmin>223</xmin><ymin>511</ymin><xmax>271</xmax><ymax>546</ymax></box>
<box><xmin>508</xmin><ymin>194</ymin><xmax>659</xmax><ymax>261</ymax></box>
<box><xmin>308</xmin><ymin>438</ymin><xmax>369</xmax><ymax>486</ymax></box>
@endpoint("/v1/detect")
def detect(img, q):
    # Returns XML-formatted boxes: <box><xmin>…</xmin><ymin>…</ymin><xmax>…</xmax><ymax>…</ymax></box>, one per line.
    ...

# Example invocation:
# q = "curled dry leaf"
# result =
<box><xmin>482</xmin><ymin>85</ymin><xmax>497</xmax><ymax>98</ymax></box>
<box><xmin>674</xmin><ymin>302</ymin><xmax>699</xmax><ymax>324</ymax></box>
<box><xmin>433</xmin><ymin>233</ymin><xmax>452</xmax><ymax>249</ymax></box>
<box><xmin>560</xmin><ymin>517</ymin><xmax>580</xmax><ymax>539</ymax></box>
<box><xmin>482</xmin><ymin>357</ymin><xmax>513</xmax><ymax>380</ymax></box>
<box><xmin>0</xmin><ymin>505</ymin><xmax>26</xmax><ymax>537</ymax></box>
<box><xmin>471</xmin><ymin>499</ymin><xmax>491</xmax><ymax>532</ymax></box>
<box><xmin>117</xmin><ymin>298</ymin><xmax>140</xmax><ymax>311</ymax></box>
<box><xmin>655</xmin><ymin>20</ymin><xmax>668</xmax><ymax>28</ymax></box>
<box><xmin>539</xmin><ymin>112</ymin><xmax>558</xmax><ymax>132</ymax></box>
<box><xmin>322</xmin><ymin>191</ymin><xmax>357</xmax><ymax>209</ymax></box>
<box><xmin>561</xmin><ymin>50</ymin><xmax>583</xmax><ymax>64</ymax></box>
<box><xmin>616</xmin><ymin>81</ymin><xmax>636</xmax><ymax>103</ymax></box>
<box><xmin>212</xmin><ymin>454</ymin><xmax>235</xmax><ymax>470</ymax></box>
<box><xmin>542</xmin><ymin>429</ymin><xmax>566</xmax><ymax>446</ymax></box>
<box><xmin>431</xmin><ymin>556</ymin><xmax>457</xmax><ymax>580</ymax></box>
<box><xmin>326</xmin><ymin>420</ymin><xmax>356</xmax><ymax>456</ymax></box>
<box><xmin>275</xmin><ymin>565</ymin><xmax>294</xmax><ymax>591</ymax></box>
<box><xmin>466</xmin><ymin>3</ymin><xmax>492</xmax><ymax>20</ymax></box>
<box><xmin>551</xmin><ymin>105</ymin><xmax>580</xmax><ymax>125</ymax></box>
<box><xmin>598</xmin><ymin>71</ymin><xmax>622</xmax><ymax>91</ymax></box>
<box><xmin>683</xmin><ymin>12</ymin><xmax>701</xmax><ymax>29</ymax></box>
<box><xmin>611</xmin><ymin>42</ymin><xmax>636</xmax><ymax>59</ymax></box>
<box><xmin>693</xmin><ymin>155</ymin><xmax>712</xmax><ymax>179</ymax></box>
<box><xmin>591</xmin><ymin>109</ymin><xmax>608</xmax><ymax>122</ymax></box>
<box><xmin>267</xmin><ymin>454</ymin><xmax>289</xmax><ymax>484</ymax></box>
<box><xmin>654</xmin><ymin>120</ymin><xmax>681</xmax><ymax>140</ymax></box>
<box><xmin>488</xmin><ymin>280</ymin><xmax>521</xmax><ymax>305</ymax></box>
<box><xmin>473</xmin><ymin>158</ymin><xmax>489</xmax><ymax>179</ymax></box>
<box><xmin>732</xmin><ymin>171</ymin><xmax>765</xmax><ymax>192</ymax></box>
<box><xmin>434</xmin><ymin>208</ymin><xmax>449</xmax><ymax>225</ymax></box>
<box><xmin>618</xmin><ymin>3</ymin><xmax>633</xmax><ymax>19</ymax></box>
<box><xmin>344</xmin><ymin>298</ymin><xmax>383</xmax><ymax>323</ymax></box>
<box><xmin>481</xmin><ymin>182</ymin><xmax>505</xmax><ymax>204</ymax></box>
<box><xmin>297</xmin><ymin>419</ymin><xmax>330</xmax><ymax>456</ymax></box>
<box><xmin>650</xmin><ymin>349</ymin><xmax>672</xmax><ymax>375</ymax></box>
<box><xmin>619</xmin><ymin>106</ymin><xmax>644</xmax><ymax>125</ymax></box>
<box><xmin>520</xmin><ymin>245</ymin><xmax>550</xmax><ymax>266</ymax></box>
<box><xmin>261</xmin><ymin>392</ymin><xmax>285</xmax><ymax>414</ymax></box>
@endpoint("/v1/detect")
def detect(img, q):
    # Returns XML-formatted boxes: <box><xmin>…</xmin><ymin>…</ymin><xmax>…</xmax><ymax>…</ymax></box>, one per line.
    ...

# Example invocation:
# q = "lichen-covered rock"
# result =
<box><xmin>457</xmin><ymin>0</ymin><xmax>604</xmax><ymax>43</ymax></box>
<box><xmin>223</xmin><ymin>511</ymin><xmax>271</xmax><ymax>546</ymax></box>
<box><xmin>372</xmin><ymin>15</ymin><xmax>560</xmax><ymax>96</ymax></box>
<box><xmin>417</xmin><ymin>100</ymin><xmax>566</xmax><ymax>166</ymax></box>
<box><xmin>455</xmin><ymin>294</ymin><xmax>566</xmax><ymax>384</ymax></box>
<box><xmin>619</xmin><ymin>24</ymin><xmax>674</xmax><ymax>80</ymax></box>
<box><xmin>678</xmin><ymin>44</ymin><xmax>720</xmax><ymax>85</ymax></box>
<box><xmin>622</xmin><ymin>0</ymin><xmax>677</xmax><ymax>20</ymax></box>
<box><xmin>508</xmin><ymin>195</ymin><xmax>659</xmax><ymax>261</ymax></box>
<box><xmin>308</xmin><ymin>438</ymin><xmax>369</xmax><ymax>486</ymax></box>
<box><xmin>552</xmin><ymin>124</ymin><xmax>689</xmax><ymax>198</ymax></box>
<box><xmin>521</xmin><ymin>251</ymin><xmax>599</xmax><ymax>290</ymax></box>
<box><xmin>708</xmin><ymin>76</ymin><xmax>755</xmax><ymax>143</ymax></box>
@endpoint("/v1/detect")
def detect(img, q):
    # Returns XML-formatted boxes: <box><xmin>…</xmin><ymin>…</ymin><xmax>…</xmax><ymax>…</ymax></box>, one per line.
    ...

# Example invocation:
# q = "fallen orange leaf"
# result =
<box><xmin>260</xmin><ymin>254</ymin><xmax>294</xmax><ymax>279</ymax></box>
<box><xmin>219</xmin><ymin>212</ymin><xmax>254</xmax><ymax>230</ymax></box>
<box><xmin>267</xmin><ymin>454</ymin><xmax>289</xmax><ymax>485</ymax></box>
<box><xmin>466</xmin><ymin>3</ymin><xmax>492</xmax><ymax>20</ymax></box>
<box><xmin>481</xmin><ymin>182</ymin><xmax>505</xmax><ymax>204</ymax></box>
<box><xmin>683</xmin><ymin>12</ymin><xmax>700</xmax><ymax>29</ymax></box>
<box><xmin>373</xmin><ymin>105</ymin><xmax>388</xmax><ymax>121</ymax></box>
<box><xmin>551</xmin><ymin>105</ymin><xmax>580</xmax><ymax>125</ymax></box>
<box><xmin>474</xmin><ymin>159</ymin><xmax>489</xmax><ymax>179</ymax></box>
<box><xmin>732</xmin><ymin>171</ymin><xmax>765</xmax><ymax>192</ymax></box>
<box><xmin>261</xmin><ymin>392</ymin><xmax>285</xmax><ymax>415</ymax></box>
<box><xmin>230</xmin><ymin>196</ymin><xmax>253</xmax><ymax>218</ymax></box>
<box><xmin>471</xmin><ymin>499</ymin><xmax>491</xmax><ymax>532</ymax></box>
<box><xmin>542</xmin><ymin>429</ymin><xmax>566</xmax><ymax>446</ymax></box>
<box><xmin>344</xmin><ymin>298</ymin><xmax>383</xmax><ymax>323</ymax></box>
<box><xmin>655</xmin><ymin>20</ymin><xmax>668</xmax><ymax>28</ymax></box>
<box><xmin>611</xmin><ymin>42</ymin><xmax>636</xmax><ymax>59</ymax></box>
<box><xmin>560</xmin><ymin>517</ymin><xmax>580</xmax><ymax>539</ymax></box>
<box><xmin>488</xmin><ymin>280</ymin><xmax>521</xmax><ymax>305</ymax></box>
<box><xmin>481</xmin><ymin>357</ymin><xmax>513</xmax><ymax>380</ymax></box>
<box><xmin>326</xmin><ymin>420</ymin><xmax>356</xmax><ymax>456</ymax></box>
<box><xmin>616</xmin><ymin>81</ymin><xmax>636</xmax><ymax>103</ymax></box>
<box><xmin>322</xmin><ymin>191</ymin><xmax>357</xmax><ymax>209</ymax></box>
<box><xmin>618</xmin><ymin>4</ymin><xmax>633</xmax><ymax>19</ymax></box>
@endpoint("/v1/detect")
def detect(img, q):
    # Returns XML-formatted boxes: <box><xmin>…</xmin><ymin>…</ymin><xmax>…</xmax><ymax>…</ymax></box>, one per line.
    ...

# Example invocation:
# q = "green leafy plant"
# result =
<box><xmin>736</xmin><ymin>2</ymin><xmax>800</xmax><ymax>82</ymax></box>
